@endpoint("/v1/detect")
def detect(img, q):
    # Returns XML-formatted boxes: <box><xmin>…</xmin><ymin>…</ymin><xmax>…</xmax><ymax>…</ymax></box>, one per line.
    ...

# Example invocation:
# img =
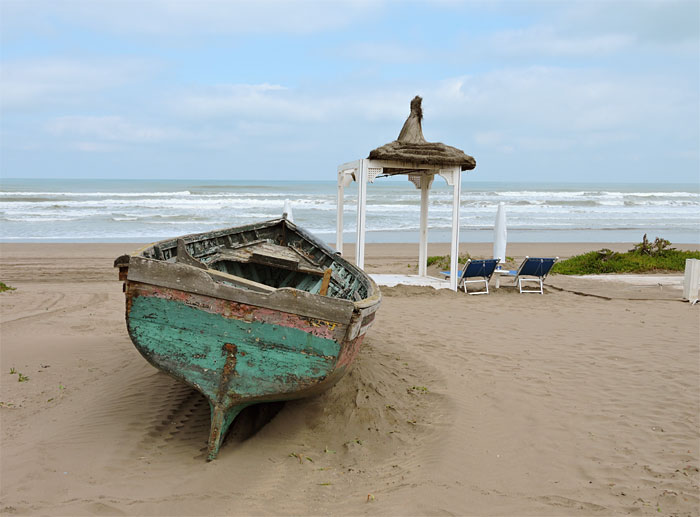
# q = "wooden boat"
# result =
<box><xmin>114</xmin><ymin>218</ymin><xmax>381</xmax><ymax>460</ymax></box>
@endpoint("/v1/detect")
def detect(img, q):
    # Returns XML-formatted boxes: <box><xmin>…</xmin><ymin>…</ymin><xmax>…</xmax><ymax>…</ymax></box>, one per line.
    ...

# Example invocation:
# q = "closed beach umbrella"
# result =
<box><xmin>283</xmin><ymin>199</ymin><xmax>294</xmax><ymax>222</ymax></box>
<box><xmin>493</xmin><ymin>202</ymin><xmax>507</xmax><ymax>264</ymax></box>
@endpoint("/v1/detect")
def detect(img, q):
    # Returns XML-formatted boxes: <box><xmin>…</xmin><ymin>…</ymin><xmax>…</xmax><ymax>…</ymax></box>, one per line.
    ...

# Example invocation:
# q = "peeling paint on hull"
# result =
<box><xmin>126</xmin><ymin>282</ymin><xmax>368</xmax><ymax>460</ymax></box>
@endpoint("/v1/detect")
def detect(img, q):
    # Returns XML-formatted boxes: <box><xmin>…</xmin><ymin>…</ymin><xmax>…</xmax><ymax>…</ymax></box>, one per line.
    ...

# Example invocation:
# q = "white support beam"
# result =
<box><xmin>336</xmin><ymin>176</ymin><xmax>344</xmax><ymax>255</ymax></box>
<box><xmin>355</xmin><ymin>159</ymin><xmax>368</xmax><ymax>269</ymax></box>
<box><xmin>337</xmin><ymin>159</ymin><xmax>361</xmax><ymax>173</ymax></box>
<box><xmin>418</xmin><ymin>174</ymin><xmax>434</xmax><ymax>277</ymax></box>
<box><xmin>336</xmin><ymin>170</ymin><xmax>355</xmax><ymax>255</ymax></box>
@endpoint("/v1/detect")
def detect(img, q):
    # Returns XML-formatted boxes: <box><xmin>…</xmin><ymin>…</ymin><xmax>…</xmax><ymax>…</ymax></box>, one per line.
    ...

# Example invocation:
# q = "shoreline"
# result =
<box><xmin>2</xmin><ymin>241</ymin><xmax>699</xmax><ymax>275</ymax></box>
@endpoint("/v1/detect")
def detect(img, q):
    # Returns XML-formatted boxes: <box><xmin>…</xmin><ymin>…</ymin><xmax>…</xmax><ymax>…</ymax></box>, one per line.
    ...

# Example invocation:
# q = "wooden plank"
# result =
<box><xmin>251</xmin><ymin>251</ymin><xmax>299</xmax><ymax>269</ymax></box>
<box><xmin>206</xmin><ymin>269</ymin><xmax>275</xmax><ymax>293</ymax></box>
<box><xmin>319</xmin><ymin>268</ymin><xmax>332</xmax><ymax>296</ymax></box>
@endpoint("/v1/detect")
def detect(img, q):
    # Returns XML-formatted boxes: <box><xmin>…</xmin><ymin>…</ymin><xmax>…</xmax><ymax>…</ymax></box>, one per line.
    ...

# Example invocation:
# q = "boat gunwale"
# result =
<box><xmin>126</xmin><ymin>259</ymin><xmax>360</xmax><ymax>324</ymax></box>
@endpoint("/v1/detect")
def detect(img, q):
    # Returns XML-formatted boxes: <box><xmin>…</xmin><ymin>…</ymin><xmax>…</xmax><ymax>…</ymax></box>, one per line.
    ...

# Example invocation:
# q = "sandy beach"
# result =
<box><xmin>1</xmin><ymin>242</ymin><xmax>698</xmax><ymax>516</ymax></box>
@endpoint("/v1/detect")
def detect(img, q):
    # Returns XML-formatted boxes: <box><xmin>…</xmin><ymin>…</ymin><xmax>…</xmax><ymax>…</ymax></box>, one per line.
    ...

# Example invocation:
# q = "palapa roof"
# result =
<box><xmin>368</xmin><ymin>96</ymin><xmax>476</xmax><ymax>172</ymax></box>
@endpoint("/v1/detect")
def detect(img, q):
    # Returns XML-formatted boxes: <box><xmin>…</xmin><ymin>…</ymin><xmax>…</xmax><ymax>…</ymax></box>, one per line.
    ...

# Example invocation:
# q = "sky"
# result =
<box><xmin>0</xmin><ymin>0</ymin><xmax>698</xmax><ymax>183</ymax></box>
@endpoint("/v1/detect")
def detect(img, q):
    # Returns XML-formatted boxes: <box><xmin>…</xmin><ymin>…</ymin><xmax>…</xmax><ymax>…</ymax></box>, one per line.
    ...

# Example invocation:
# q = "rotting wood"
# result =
<box><xmin>176</xmin><ymin>238</ymin><xmax>207</xmax><ymax>269</ymax></box>
<box><xmin>319</xmin><ymin>268</ymin><xmax>332</xmax><ymax>296</ymax></box>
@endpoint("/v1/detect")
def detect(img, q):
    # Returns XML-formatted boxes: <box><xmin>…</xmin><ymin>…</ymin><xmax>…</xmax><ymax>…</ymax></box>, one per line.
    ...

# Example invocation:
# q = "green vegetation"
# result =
<box><xmin>286</xmin><ymin>452</ymin><xmax>314</xmax><ymax>463</ymax></box>
<box><xmin>9</xmin><ymin>368</ymin><xmax>29</xmax><ymax>382</ymax></box>
<box><xmin>552</xmin><ymin>235</ymin><xmax>700</xmax><ymax>275</ymax></box>
<box><xmin>408</xmin><ymin>385</ymin><xmax>429</xmax><ymax>393</ymax></box>
<box><xmin>18</xmin><ymin>373</ymin><xmax>29</xmax><ymax>382</ymax></box>
<box><xmin>0</xmin><ymin>282</ymin><xmax>15</xmax><ymax>292</ymax></box>
<box><xmin>426</xmin><ymin>253</ymin><xmax>471</xmax><ymax>269</ymax></box>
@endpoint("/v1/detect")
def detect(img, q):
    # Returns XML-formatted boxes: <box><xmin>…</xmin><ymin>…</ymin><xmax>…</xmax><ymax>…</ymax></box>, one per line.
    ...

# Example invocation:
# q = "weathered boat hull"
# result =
<box><xmin>118</xmin><ymin>219</ymin><xmax>380</xmax><ymax>460</ymax></box>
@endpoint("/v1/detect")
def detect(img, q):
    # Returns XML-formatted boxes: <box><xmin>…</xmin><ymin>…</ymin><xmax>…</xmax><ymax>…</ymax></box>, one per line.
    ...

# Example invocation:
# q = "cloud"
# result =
<box><xmin>71</xmin><ymin>141</ymin><xmax>119</xmax><ymax>153</ymax></box>
<box><xmin>1</xmin><ymin>1</ymin><xmax>696</xmax><ymax>180</ymax></box>
<box><xmin>560</xmin><ymin>0</ymin><xmax>699</xmax><ymax>47</ymax></box>
<box><xmin>45</xmin><ymin>115</ymin><xmax>193</xmax><ymax>146</ymax></box>
<box><xmin>146</xmin><ymin>64</ymin><xmax>697</xmax><ymax>166</ymax></box>
<box><xmin>339</xmin><ymin>41</ymin><xmax>428</xmax><ymax>63</ymax></box>
<box><xmin>488</xmin><ymin>27</ymin><xmax>635</xmax><ymax>57</ymax></box>
<box><xmin>474</xmin><ymin>131</ymin><xmax>514</xmax><ymax>154</ymax></box>
<box><xmin>0</xmin><ymin>59</ymin><xmax>152</xmax><ymax>110</ymax></box>
<box><xmin>173</xmin><ymin>83</ymin><xmax>318</xmax><ymax>120</ymax></box>
<box><xmin>428</xmin><ymin>66</ymin><xmax>695</xmax><ymax>135</ymax></box>
<box><xmin>45</xmin><ymin>62</ymin><xmax>696</xmax><ymax>157</ymax></box>
<box><xmin>449</xmin><ymin>1</ymin><xmax>698</xmax><ymax>64</ymax></box>
<box><xmin>172</xmin><ymin>82</ymin><xmax>418</xmax><ymax>125</ymax></box>
<box><xmin>1</xmin><ymin>0</ymin><xmax>383</xmax><ymax>38</ymax></box>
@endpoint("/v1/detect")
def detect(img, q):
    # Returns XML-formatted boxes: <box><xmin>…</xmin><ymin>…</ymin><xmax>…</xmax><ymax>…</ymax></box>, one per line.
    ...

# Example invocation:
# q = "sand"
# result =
<box><xmin>1</xmin><ymin>242</ymin><xmax>698</xmax><ymax>516</ymax></box>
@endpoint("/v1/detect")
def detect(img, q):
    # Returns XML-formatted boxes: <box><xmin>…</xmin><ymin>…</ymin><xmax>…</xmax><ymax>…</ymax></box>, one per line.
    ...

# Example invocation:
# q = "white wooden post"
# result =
<box><xmin>418</xmin><ymin>174</ymin><xmax>433</xmax><ymax>277</ymax></box>
<box><xmin>355</xmin><ymin>159</ymin><xmax>368</xmax><ymax>269</ymax></box>
<box><xmin>336</xmin><ymin>176</ymin><xmax>344</xmax><ymax>255</ymax></box>
<box><xmin>449</xmin><ymin>167</ymin><xmax>462</xmax><ymax>291</ymax></box>
<box><xmin>336</xmin><ymin>169</ymin><xmax>354</xmax><ymax>255</ymax></box>
<box><xmin>437</xmin><ymin>167</ymin><xmax>461</xmax><ymax>291</ymax></box>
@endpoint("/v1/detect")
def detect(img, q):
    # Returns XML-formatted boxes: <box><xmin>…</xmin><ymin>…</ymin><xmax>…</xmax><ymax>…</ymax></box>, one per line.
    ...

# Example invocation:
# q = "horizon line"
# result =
<box><xmin>1</xmin><ymin>177</ymin><xmax>698</xmax><ymax>186</ymax></box>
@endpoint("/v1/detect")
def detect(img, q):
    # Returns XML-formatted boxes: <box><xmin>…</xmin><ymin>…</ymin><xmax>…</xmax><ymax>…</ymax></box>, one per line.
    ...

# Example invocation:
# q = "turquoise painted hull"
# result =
<box><xmin>126</xmin><ymin>282</ymin><xmax>369</xmax><ymax>460</ymax></box>
<box><xmin>128</xmin><ymin>293</ymin><xmax>344</xmax><ymax>403</ymax></box>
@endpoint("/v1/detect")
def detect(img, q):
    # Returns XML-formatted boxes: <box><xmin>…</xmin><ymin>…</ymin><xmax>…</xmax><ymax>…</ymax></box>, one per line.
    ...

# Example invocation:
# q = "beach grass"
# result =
<box><xmin>553</xmin><ymin>240</ymin><xmax>700</xmax><ymax>275</ymax></box>
<box><xmin>0</xmin><ymin>282</ymin><xmax>16</xmax><ymax>292</ymax></box>
<box><xmin>427</xmin><ymin>253</ymin><xmax>471</xmax><ymax>269</ymax></box>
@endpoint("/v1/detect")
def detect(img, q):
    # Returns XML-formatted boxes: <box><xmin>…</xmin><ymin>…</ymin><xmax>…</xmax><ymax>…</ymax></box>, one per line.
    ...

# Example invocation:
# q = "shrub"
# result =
<box><xmin>427</xmin><ymin>253</ymin><xmax>471</xmax><ymax>270</ymax></box>
<box><xmin>553</xmin><ymin>236</ymin><xmax>699</xmax><ymax>275</ymax></box>
<box><xmin>629</xmin><ymin>233</ymin><xmax>676</xmax><ymax>257</ymax></box>
<box><xmin>426</xmin><ymin>255</ymin><xmax>443</xmax><ymax>267</ymax></box>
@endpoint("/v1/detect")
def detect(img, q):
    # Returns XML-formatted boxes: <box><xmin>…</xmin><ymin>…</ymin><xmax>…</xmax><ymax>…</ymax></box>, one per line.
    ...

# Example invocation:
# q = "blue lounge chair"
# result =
<box><xmin>509</xmin><ymin>256</ymin><xmax>558</xmax><ymax>294</ymax></box>
<box><xmin>440</xmin><ymin>258</ymin><xmax>499</xmax><ymax>294</ymax></box>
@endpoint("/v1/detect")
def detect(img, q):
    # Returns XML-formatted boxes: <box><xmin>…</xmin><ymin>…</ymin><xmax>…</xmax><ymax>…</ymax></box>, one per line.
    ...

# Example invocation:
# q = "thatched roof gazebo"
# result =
<box><xmin>336</xmin><ymin>96</ymin><xmax>476</xmax><ymax>290</ymax></box>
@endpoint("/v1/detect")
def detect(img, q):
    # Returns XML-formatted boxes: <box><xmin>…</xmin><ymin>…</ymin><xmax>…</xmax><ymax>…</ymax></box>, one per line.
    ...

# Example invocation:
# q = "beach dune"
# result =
<box><xmin>1</xmin><ymin>243</ymin><xmax>698</xmax><ymax>516</ymax></box>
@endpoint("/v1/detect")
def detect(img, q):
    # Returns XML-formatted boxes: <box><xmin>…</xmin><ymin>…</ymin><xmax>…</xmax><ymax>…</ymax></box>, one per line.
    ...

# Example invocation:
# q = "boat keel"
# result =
<box><xmin>207</xmin><ymin>403</ymin><xmax>247</xmax><ymax>461</ymax></box>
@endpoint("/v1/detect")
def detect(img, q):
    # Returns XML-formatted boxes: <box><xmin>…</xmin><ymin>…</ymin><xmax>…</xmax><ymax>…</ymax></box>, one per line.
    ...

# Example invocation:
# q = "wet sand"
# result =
<box><xmin>1</xmin><ymin>242</ymin><xmax>698</xmax><ymax>516</ymax></box>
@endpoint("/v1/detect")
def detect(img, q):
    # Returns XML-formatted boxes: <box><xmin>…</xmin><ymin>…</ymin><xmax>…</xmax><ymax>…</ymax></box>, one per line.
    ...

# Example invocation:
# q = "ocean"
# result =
<box><xmin>1</xmin><ymin>178</ymin><xmax>698</xmax><ymax>244</ymax></box>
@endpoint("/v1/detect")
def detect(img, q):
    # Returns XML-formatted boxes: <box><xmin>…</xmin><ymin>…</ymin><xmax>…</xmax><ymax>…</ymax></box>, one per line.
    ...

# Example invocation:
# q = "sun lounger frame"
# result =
<box><xmin>513</xmin><ymin>256</ymin><xmax>558</xmax><ymax>294</ymax></box>
<box><xmin>463</xmin><ymin>276</ymin><xmax>490</xmax><ymax>295</ymax></box>
<box><xmin>441</xmin><ymin>258</ymin><xmax>499</xmax><ymax>295</ymax></box>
